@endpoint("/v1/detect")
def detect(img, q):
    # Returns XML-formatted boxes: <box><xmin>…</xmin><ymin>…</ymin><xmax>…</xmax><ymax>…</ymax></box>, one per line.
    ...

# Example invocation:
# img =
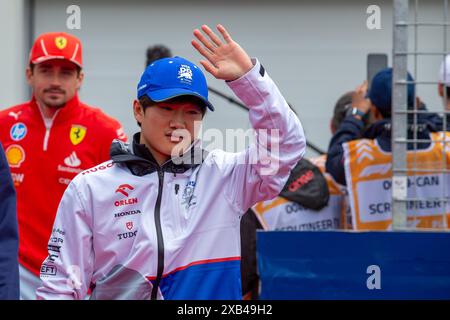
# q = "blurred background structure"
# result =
<box><xmin>1</xmin><ymin>0</ymin><xmax>449</xmax><ymax>157</ymax></box>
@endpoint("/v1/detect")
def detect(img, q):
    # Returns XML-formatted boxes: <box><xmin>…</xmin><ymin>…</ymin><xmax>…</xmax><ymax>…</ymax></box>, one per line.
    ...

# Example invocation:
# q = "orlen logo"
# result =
<box><xmin>114</xmin><ymin>184</ymin><xmax>138</xmax><ymax>207</ymax></box>
<box><xmin>115</xmin><ymin>184</ymin><xmax>134</xmax><ymax>197</ymax></box>
<box><xmin>288</xmin><ymin>170</ymin><xmax>314</xmax><ymax>192</ymax></box>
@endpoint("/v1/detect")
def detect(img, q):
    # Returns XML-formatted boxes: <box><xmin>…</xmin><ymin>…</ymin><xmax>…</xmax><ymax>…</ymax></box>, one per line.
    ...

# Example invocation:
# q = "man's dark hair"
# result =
<box><xmin>331</xmin><ymin>91</ymin><xmax>353</xmax><ymax>132</ymax></box>
<box><xmin>146</xmin><ymin>45</ymin><xmax>172</xmax><ymax>67</ymax></box>
<box><xmin>29</xmin><ymin>62</ymin><xmax>82</xmax><ymax>76</ymax></box>
<box><xmin>137</xmin><ymin>44</ymin><xmax>174</xmax><ymax>127</ymax></box>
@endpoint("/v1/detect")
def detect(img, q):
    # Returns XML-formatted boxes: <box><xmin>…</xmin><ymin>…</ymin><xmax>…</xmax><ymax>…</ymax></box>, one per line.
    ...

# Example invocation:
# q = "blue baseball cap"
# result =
<box><xmin>137</xmin><ymin>56</ymin><xmax>214</xmax><ymax>111</ymax></box>
<box><xmin>367</xmin><ymin>67</ymin><xmax>415</xmax><ymax>118</ymax></box>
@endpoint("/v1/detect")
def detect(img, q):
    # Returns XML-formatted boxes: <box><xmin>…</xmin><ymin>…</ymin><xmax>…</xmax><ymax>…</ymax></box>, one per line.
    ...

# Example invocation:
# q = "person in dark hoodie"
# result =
<box><xmin>326</xmin><ymin>68</ymin><xmax>443</xmax><ymax>186</ymax></box>
<box><xmin>326</xmin><ymin>68</ymin><xmax>449</xmax><ymax>230</ymax></box>
<box><xmin>0</xmin><ymin>143</ymin><xmax>19</xmax><ymax>300</ymax></box>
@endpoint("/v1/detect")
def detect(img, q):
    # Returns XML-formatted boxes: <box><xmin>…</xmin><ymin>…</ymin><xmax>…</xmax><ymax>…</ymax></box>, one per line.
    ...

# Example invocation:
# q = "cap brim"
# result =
<box><xmin>31</xmin><ymin>56</ymin><xmax>83</xmax><ymax>69</ymax></box>
<box><xmin>144</xmin><ymin>88</ymin><xmax>214</xmax><ymax>111</ymax></box>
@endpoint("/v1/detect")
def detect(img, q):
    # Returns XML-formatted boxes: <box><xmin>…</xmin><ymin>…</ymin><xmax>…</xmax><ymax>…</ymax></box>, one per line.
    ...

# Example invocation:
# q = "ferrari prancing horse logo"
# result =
<box><xmin>70</xmin><ymin>125</ymin><xmax>87</xmax><ymax>145</ymax></box>
<box><xmin>55</xmin><ymin>36</ymin><xmax>67</xmax><ymax>50</ymax></box>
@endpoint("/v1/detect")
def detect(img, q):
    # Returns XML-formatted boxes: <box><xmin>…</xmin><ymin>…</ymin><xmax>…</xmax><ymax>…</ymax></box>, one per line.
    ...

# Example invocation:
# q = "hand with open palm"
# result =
<box><xmin>191</xmin><ymin>24</ymin><xmax>253</xmax><ymax>81</ymax></box>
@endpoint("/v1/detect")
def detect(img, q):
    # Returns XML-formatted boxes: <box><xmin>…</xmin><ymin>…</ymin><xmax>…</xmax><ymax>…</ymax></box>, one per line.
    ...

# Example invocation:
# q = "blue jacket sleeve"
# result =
<box><xmin>325</xmin><ymin>116</ymin><xmax>365</xmax><ymax>186</ymax></box>
<box><xmin>0</xmin><ymin>143</ymin><xmax>19</xmax><ymax>300</ymax></box>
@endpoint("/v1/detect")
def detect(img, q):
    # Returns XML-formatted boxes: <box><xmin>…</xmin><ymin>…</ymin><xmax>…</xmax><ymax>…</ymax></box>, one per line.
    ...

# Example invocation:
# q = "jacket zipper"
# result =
<box><xmin>42</xmin><ymin>116</ymin><xmax>58</xmax><ymax>151</ymax></box>
<box><xmin>151</xmin><ymin>169</ymin><xmax>165</xmax><ymax>300</ymax></box>
<box><xmin>43</xmin><ymin>127</ymin><xmax>51</xmax><ymax>151</ymax></box>
<box><xmin>36</xmin><ymin>102</ymin><xmax>59</xmax><ymax>151</ymax></box>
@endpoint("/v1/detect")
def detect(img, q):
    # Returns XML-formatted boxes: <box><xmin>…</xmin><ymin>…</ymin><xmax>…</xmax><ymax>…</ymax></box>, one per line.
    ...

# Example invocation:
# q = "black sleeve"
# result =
<box><xmin>240</xmin><ymin>209</ymin><xmax>262</xmax><ymax>299</ymax></box>
<box><xmin>325</xmin><ymin>116</ymin><xmax>365</xmax><ymax>186</ymax></box>
<box><xmin>0</xmin><ymin>143</ymin><xmax>19</xmax><ymax>300</ymax></box>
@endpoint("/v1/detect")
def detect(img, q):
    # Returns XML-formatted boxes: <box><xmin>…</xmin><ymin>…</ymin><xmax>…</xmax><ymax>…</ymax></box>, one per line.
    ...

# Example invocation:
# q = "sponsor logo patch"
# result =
<box><xmin>55</xmin><ymin>36</ymin><xmax>67</xmax><ymax>50</ymax></box>
<box><xmin>6</xmin><ymin>145</ymin><xmax>25</xmax><ymax>168</ymax></box>
<box><xmin>64</xmin><ymin>151</ymin><xmax>81</xmax><ymax>167</ymax></box>
<box><xmin>126</xmin><ymin>221</ymin><xmax>133</xmax><ymax>230</ymax></box>
<box><xmin>10</xmin><ymin>123</ymin><xmax>27</xmax><ymax>141</ymax></box>
<box><xmin>81</xmin><ymin>162</ymin><xmax>114</xmax><ymax>175</ymax></box>
<box><xmin>41</xmin><ymin>264</ymin><xmax>57</xmax><ymax>276</ymax></box>
<box><xmin>115</xmin><ymin>184</ymin><xmax>134</xmax><ymax>197</ymax></box>
<box><xmin>114</xmin><ymin>184</ymin><xmax>138</xmax><ymax>207</ymax></box>
<box><xmin>70</xmin><ymin>125</ymin><xmax>87</xmax><ymax>145</ymax></box>
<box><xmin>114</xmin><ymin>209</ymin><xmax>141</xmax><ymax>218</ymax></box>
<box><xmin>178</xmin><ymin>64</ymin><xmax>193</xmax><ymax>84</ymax></box>
<box><xmin>11</xmin><ymin>173</ymin><xmax>24</xmax><ymax>187</ymax></box>
<box><xmin>117</xmin><ymin>230</ymin><xmax>137</xmax><ymax>240</ymax></box>
<box><xmin>8</xmin><ymin>111</ymin><xmax>22</xmax><ymax>120</ymax></box>
<box><xmin>181</xmin><ymin>181</ymin><xmax>197</xmax><ymax>210</ymax></box>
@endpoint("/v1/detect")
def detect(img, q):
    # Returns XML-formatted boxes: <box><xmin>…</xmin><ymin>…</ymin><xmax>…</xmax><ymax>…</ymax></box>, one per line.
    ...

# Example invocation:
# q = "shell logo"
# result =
<box><xmin>6</xmin><ymin>145</ymin><xmax>25</xmax><ymax>168</ymax></box>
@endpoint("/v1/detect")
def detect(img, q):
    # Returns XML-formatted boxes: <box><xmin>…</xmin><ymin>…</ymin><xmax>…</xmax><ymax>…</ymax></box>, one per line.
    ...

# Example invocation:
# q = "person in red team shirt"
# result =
<box><xmin>0</xmin><ymin>32</ymin><xmax>127</xmax><ymax>299</ymax></box>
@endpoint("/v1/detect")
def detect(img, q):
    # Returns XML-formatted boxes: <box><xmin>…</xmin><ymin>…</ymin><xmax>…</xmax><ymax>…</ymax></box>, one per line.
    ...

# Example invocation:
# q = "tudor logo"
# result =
<box><xmin>126</xmin><ymin>221</ymin><xmax>133</xmax><ymax>230</ymax></box>
<box><xmin>117</xmin><ymin>230</ymin><xmax>137</xmax><ymax>240</ymax></box>
<box><xmin>115</xmin><ymin>184</ymin><xmax>134</xmax><ymax>197</ymax></box>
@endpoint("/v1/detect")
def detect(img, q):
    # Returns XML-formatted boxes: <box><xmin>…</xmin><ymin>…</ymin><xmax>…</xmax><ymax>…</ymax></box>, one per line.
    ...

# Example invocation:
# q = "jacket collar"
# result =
<box><xmin>364</xmin><ymin>118</ymin><xmax>434</xmax><ymax>152</ymax></box>
<box><xmin>364</xmin><ymin>118</ymin><xmax>434</xmax><ymax>140</ymax></box>
<box><xmin>110</xmin><ymin>133</ymin><xmax>208</xmax><ymax>176</ymax></box>
<box><xmin>30</xmin><ymin>94</ymin><xmax>81</xmax><ymax>124</ymax></box>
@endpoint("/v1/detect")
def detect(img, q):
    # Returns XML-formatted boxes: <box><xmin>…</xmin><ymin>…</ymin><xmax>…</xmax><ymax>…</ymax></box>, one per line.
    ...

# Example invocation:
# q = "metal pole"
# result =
<box><xmin>442</xmin><ymin>0</ymin><xmax>448</xmax><ymax>228</ymax></box>
<box><xmin>392</xmin><ymin>0</ymin><xmax>409</xmax><ymax>229</ymax></box>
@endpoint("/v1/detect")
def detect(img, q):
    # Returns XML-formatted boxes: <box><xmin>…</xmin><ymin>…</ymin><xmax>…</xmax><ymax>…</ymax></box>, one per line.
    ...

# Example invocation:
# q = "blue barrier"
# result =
<box><xmin>256</xmin><ymin>231</ymin><xmax>450</xmax><ymax>299</ymax></box>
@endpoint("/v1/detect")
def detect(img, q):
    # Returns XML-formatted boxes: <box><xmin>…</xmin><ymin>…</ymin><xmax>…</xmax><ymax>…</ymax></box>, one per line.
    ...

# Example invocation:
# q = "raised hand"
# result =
<box><xmin>191</xmin><ymin>24</ymin><xmax>253</xmax><ymax>81</ymax></box>
<box><xmin>352</xmin><ymin>80</ymin><xmax>371</xmax><ymax>114</ymax></box>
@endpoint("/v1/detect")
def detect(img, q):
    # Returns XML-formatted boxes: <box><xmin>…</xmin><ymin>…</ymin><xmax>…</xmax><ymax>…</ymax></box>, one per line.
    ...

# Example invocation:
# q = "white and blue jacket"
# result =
<box><xmin>36</xmin><ymin>59</ymin><xmax>306</xmax><ymax>300</ymax></box>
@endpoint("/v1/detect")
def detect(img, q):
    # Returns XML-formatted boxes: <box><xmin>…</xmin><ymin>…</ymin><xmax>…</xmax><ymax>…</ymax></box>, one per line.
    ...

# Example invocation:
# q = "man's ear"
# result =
<box><xmin>133</xmin><ymin>100</ymin><xmax>144</xmax><ymax>123</ymax></box>
<box><xmin>26</xmin><ymin>67</ymin><xmax>33</xmax><ymax>86</ymax></box>
<box><xmin>416</xmin><ymin>96</ymin><xmax>422</xmax><ymax>108</ymax></box>
<box><xmin>370</xmin><ymin>104</ymin><xmax>383</xmax><ymax>121</ymax></box>
<box><xmin>76</xmin><ymin>70</ymin><xmax>85</xmax><ymax>91</ymax></box>
<box><xmin>330</xmin><ymin>119</ymin><xmax>336</xmax><ymax>135</ymax></box>
<box><xmin>438</xmin><ymin>83</ymin><xmax>444</xmax><ymax>97</ymax></box>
